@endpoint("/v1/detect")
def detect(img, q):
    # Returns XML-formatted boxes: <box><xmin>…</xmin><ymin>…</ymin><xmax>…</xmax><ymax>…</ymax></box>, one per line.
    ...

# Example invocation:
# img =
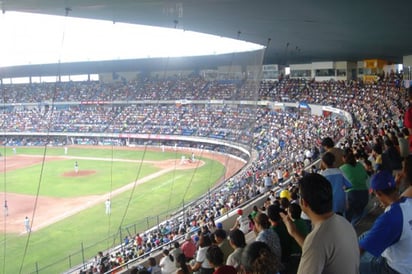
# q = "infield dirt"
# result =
<box><xmin>0</xmin><ymin>147</ymin><xmax>244</xmax><ymax>234</ymax></box>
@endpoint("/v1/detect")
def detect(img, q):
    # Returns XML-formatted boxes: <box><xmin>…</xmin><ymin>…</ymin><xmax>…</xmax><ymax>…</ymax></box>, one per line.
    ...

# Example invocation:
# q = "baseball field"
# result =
<box><xmin>0</xmin><ymin>145</ymin><xmax>244</xmax><ymax>273</ymax></box>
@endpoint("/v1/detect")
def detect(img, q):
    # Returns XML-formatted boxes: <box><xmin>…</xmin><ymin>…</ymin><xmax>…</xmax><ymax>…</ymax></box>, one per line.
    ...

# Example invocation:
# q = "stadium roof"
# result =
<box><xmin>2</xmin><ymin>0</ymin><xmax>412</xmax><ymax>65</ymax></box>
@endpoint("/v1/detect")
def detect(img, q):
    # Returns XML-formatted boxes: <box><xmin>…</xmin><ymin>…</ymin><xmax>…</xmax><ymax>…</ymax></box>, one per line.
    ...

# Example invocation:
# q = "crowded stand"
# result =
<box><xmin>1</xmin><ymin>74</ymin><xmax>411</xmax><ymax>274</ymax></box>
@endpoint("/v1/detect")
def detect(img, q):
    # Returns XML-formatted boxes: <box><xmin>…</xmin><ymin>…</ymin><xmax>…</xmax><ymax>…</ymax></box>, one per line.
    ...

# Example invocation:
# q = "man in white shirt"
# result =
<box><xmin>281</xmin><ymin>173</ymin><xmax>359</xmax><ymax>274</ymax></box>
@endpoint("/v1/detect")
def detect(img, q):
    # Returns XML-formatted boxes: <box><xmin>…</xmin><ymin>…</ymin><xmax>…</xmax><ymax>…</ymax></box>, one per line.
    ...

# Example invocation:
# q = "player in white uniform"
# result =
<box><xmin>105</xmin><ymin>199</ymin><xmax>111</xmax><ymax>215</ymax></box>
<box><xmin>74</xmin><ymin>161</ymin><xmax>79</xmax><ymax>173</ymax></box>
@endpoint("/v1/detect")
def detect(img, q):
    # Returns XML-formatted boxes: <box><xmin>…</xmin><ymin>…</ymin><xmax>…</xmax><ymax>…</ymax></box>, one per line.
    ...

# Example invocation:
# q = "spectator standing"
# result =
<box><xmin>181</xmin><ymin>234</ymin><xmax>196</xmax><ymax>262</ymax></box>
<box><xmin>321</xmin><ymin>137</ymin><xmax>345</xmax><ymax>168</ymax></box>
<box><xmin>134</xmin><ymin>233</ymin><xmax>143</xmax><ymax>248</ymax></box>
<box><xmin>371</xmin><ymin>143</ymin><xmax>383</xmax><ymax>171</ymax></box>
<box><xmin>276</xmin><ymin>168</ymin><xmax>284</xmax><ymax>185</ymax></box>
<box><xmin>285</xmin><ymin>203</ymin><xmax>309</xmax><ymax>274</ymax></box>
<box><xmin>381</xmin><ymin>139</ymin><xmax>403</xmax><ymax>176</ymax></box>
<box><xmin>159</xmin><ymin>249</ymin><xmax>177</xmax><ymax>274</ymax></box>
<box><xmin>253</xmin><ymin>212</ymin><xmax>282</xmax><ymax>259</ymax></box>
<box><xmin>363</xmin><ymin>159</ymin><xmax>375</xmax><ymax>177</ymax></box>
<box><xmin>283</xmin><ymin>169</ymin><xmax>290</xmax><ymax>181</ymax></box>
<box><xmin>359</xmin><ymin>170</ymin><xmax>412</xmax><ymax>274</ymax></box>
<box><xmin>263</xmin><ymin>173</ymin><xmax>273</xmax><ymax>191</ymax></box>
<box><xmin>281</xmin><ymin>173</ymin><xmax>359</xmax><ymax>274</ymax></box>
<box><xmin>397</xmin><ymin>131</ymin><xmax>409</xmax><ymax>160</ymax></box>
<box><xmin>249</xmin><ymin>205</ymin><xmax>259</xmax><ymax>221</ymax></box>
<box><xmin>320</xmin><ymin>152</ymin><xmax>352</xmax><ymax>215</ymax></box>
<box><xmin>175</xmin><ymin>253</ymin><xmax>192</xmax><ymax>274</ymax></box>
<box><xmin>213</xmin><ymin>228</ymin><xmax>233</xmax><ymax>262</ymax></box>
<box><xmin>226</xmin><ymin>229</ymin><xmax>246</xmax><ymax>271</ymax></box>
<box><xmin>123</xmin><ymin>235</ymin><xmax>130</xmax><ymax>246</ymax></box>
<box><xmin>97</xmin><ymin>251</ymin><xmax>110</xmax><ymax>273</ymax></box>
<box><xmin>340</xmin><ymin>148</ymin><xmax>369</xmax><ymax>225</ymax></box>
<box><xmin>230</xmin><ymin>208</ymin><xmax>250</xmax><ymax>235</ymax></box>
<box><xmin>190</xmin><ymin>232</ymin><xmax>214</xmax><ymax>274</ymax></box>
<box><xmin>171</xmin><ymin>242</ymin><xmax>183</xmax><ymax>268</ymax></box>
<box><xmin>267</xmin><ymin>204</ymin><xmax>292</xmax><ymax>266</ymax></box>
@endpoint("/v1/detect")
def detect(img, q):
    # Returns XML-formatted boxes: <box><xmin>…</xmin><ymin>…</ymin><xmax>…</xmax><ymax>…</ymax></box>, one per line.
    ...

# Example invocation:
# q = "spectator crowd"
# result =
<box><xmin>2</xmin><ymin>73</ymin><xmax>411</xmax><ymax>274</ymax></box>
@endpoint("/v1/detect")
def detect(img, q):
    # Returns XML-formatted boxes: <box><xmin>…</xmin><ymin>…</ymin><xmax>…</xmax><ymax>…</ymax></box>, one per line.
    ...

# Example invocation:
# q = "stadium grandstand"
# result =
<box><xmin>1</xmin><ymin>1</ymin><xmax>412</xmax><ymax>274</ymax></box>
<box><xmin>0</xmin><ymin>74</ymin><xmax>408</xmax><ymax>273</ymax></box>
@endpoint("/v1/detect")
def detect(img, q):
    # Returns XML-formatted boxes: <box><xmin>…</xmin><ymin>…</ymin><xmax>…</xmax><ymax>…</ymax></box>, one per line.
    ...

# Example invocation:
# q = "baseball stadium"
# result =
<box><xmin>1</xmin><ymin>2</ymin><xmax>412</xmax><ymax>274</ymax></box>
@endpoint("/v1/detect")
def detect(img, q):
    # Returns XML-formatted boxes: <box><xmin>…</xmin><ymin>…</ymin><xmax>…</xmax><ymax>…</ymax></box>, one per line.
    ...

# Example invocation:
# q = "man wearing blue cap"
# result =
<box><xmin>359</xmin><ymin>170</ymin><xmax>412</xmax><ymax>274</ymax></box>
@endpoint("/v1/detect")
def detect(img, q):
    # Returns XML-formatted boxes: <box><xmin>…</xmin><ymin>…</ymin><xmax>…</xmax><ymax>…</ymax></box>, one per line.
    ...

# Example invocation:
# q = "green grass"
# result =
<box><xmin>0</xmin><ymin>147</ymin><xmax>226</xmax><ymax>274</ymax></box>
<box><xmin>3</xmin><ymin>146</ymin><xmax>181</xmax><ymax>160</ymax></box>
<box><xmin>1</xmin><ymin>159</ymin><xmax>158</xmax><ymax>196</ymax></box>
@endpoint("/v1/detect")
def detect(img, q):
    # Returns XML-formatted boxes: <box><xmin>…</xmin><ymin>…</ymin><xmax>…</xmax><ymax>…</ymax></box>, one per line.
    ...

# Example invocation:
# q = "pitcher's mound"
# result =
<box><xmin>62</xmin><ymin>170</ymin><xmax>96</xmax><ymax>177</ymax></box>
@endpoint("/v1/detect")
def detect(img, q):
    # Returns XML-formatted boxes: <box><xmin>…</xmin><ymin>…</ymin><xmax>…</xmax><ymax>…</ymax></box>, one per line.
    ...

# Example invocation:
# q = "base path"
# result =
<box><xmin>0</xmin><ymin>147</ymin><xmax>245</xmax><ymax>234</ymax></box>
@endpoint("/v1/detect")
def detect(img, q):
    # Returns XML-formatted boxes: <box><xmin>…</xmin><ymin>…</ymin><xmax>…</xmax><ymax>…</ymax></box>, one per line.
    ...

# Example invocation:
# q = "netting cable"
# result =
<box><xmin>18</xmin><ymin>8</ymin><xmax>69</xmax><ymax>273</ymax></box>
<box><xmin>1</xmin><ymin>48</ymin><xmax>8</xmax><ymax>274</ymax></box>
<box><xmin>1</xmin><ymin>6</ymin><xmax>9</xmax><ymax>274</ymax></box>
<box><xmin>112</xmin><ymin>145</ymin><xmax>149</xmax><ymax>247</ymax></box>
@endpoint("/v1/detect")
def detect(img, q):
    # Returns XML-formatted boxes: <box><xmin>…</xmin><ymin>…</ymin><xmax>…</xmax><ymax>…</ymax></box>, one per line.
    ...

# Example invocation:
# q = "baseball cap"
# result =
<box><xmin>216</xmin><ymin>222</ymin><xmax>223</xmax><ymax>229</ymax></box>
<box><xmin>370</xmin><ymin>170</ymin><xmax>396</xmax><ymax>190</ymax></box>
<box><xmin>237</xmin><ymin>208</ymin><xmax>243</xmax><ymax>215</ymax></box>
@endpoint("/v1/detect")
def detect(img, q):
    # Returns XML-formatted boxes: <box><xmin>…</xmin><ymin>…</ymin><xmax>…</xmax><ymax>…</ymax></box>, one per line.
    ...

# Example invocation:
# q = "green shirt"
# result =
<box><xmin>272</xmin><ymin>222</ymin><xmax>292</xmax><ymax>262</ymax></box>
<box><xmin>340</xmin><ymin>162</ymin><xmax>369</xmax><ymax>191</ymax></box>
<box><xmin>291</xmin><ymin>218</ymin><xmax>309</xmax><ymax>254</ymax></box>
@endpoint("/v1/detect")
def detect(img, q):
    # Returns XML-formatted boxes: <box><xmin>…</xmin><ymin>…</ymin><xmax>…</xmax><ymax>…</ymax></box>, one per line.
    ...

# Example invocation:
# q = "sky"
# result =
<box><xmin>0</xmin><ymin>11</ymin><xmax>264</xmax><ymax>68</ymax></box>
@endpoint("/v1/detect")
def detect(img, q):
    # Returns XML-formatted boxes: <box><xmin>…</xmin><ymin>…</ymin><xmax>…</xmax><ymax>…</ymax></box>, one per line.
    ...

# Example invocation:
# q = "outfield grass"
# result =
<box><xmin>2</xmin><ymin>160</ymin><xmax>158</xmax><ymax>197</ymax></box>
<box><xmin>0</xmin><ymin>146</ymin><xmax>226</xmax><ymax>274</ymax></box>
<box><xmin>6</xmin><ymin>146</ymin><xmax>184</xmax><ymax>160</ymax></box>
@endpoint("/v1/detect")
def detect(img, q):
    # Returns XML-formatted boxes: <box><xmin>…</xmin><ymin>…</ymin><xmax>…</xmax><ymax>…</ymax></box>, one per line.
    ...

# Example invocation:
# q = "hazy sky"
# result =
<box><xmin>0</xmin><ymin>11</ymin><xmax>264</xmax><ymax>68</ymax></box>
